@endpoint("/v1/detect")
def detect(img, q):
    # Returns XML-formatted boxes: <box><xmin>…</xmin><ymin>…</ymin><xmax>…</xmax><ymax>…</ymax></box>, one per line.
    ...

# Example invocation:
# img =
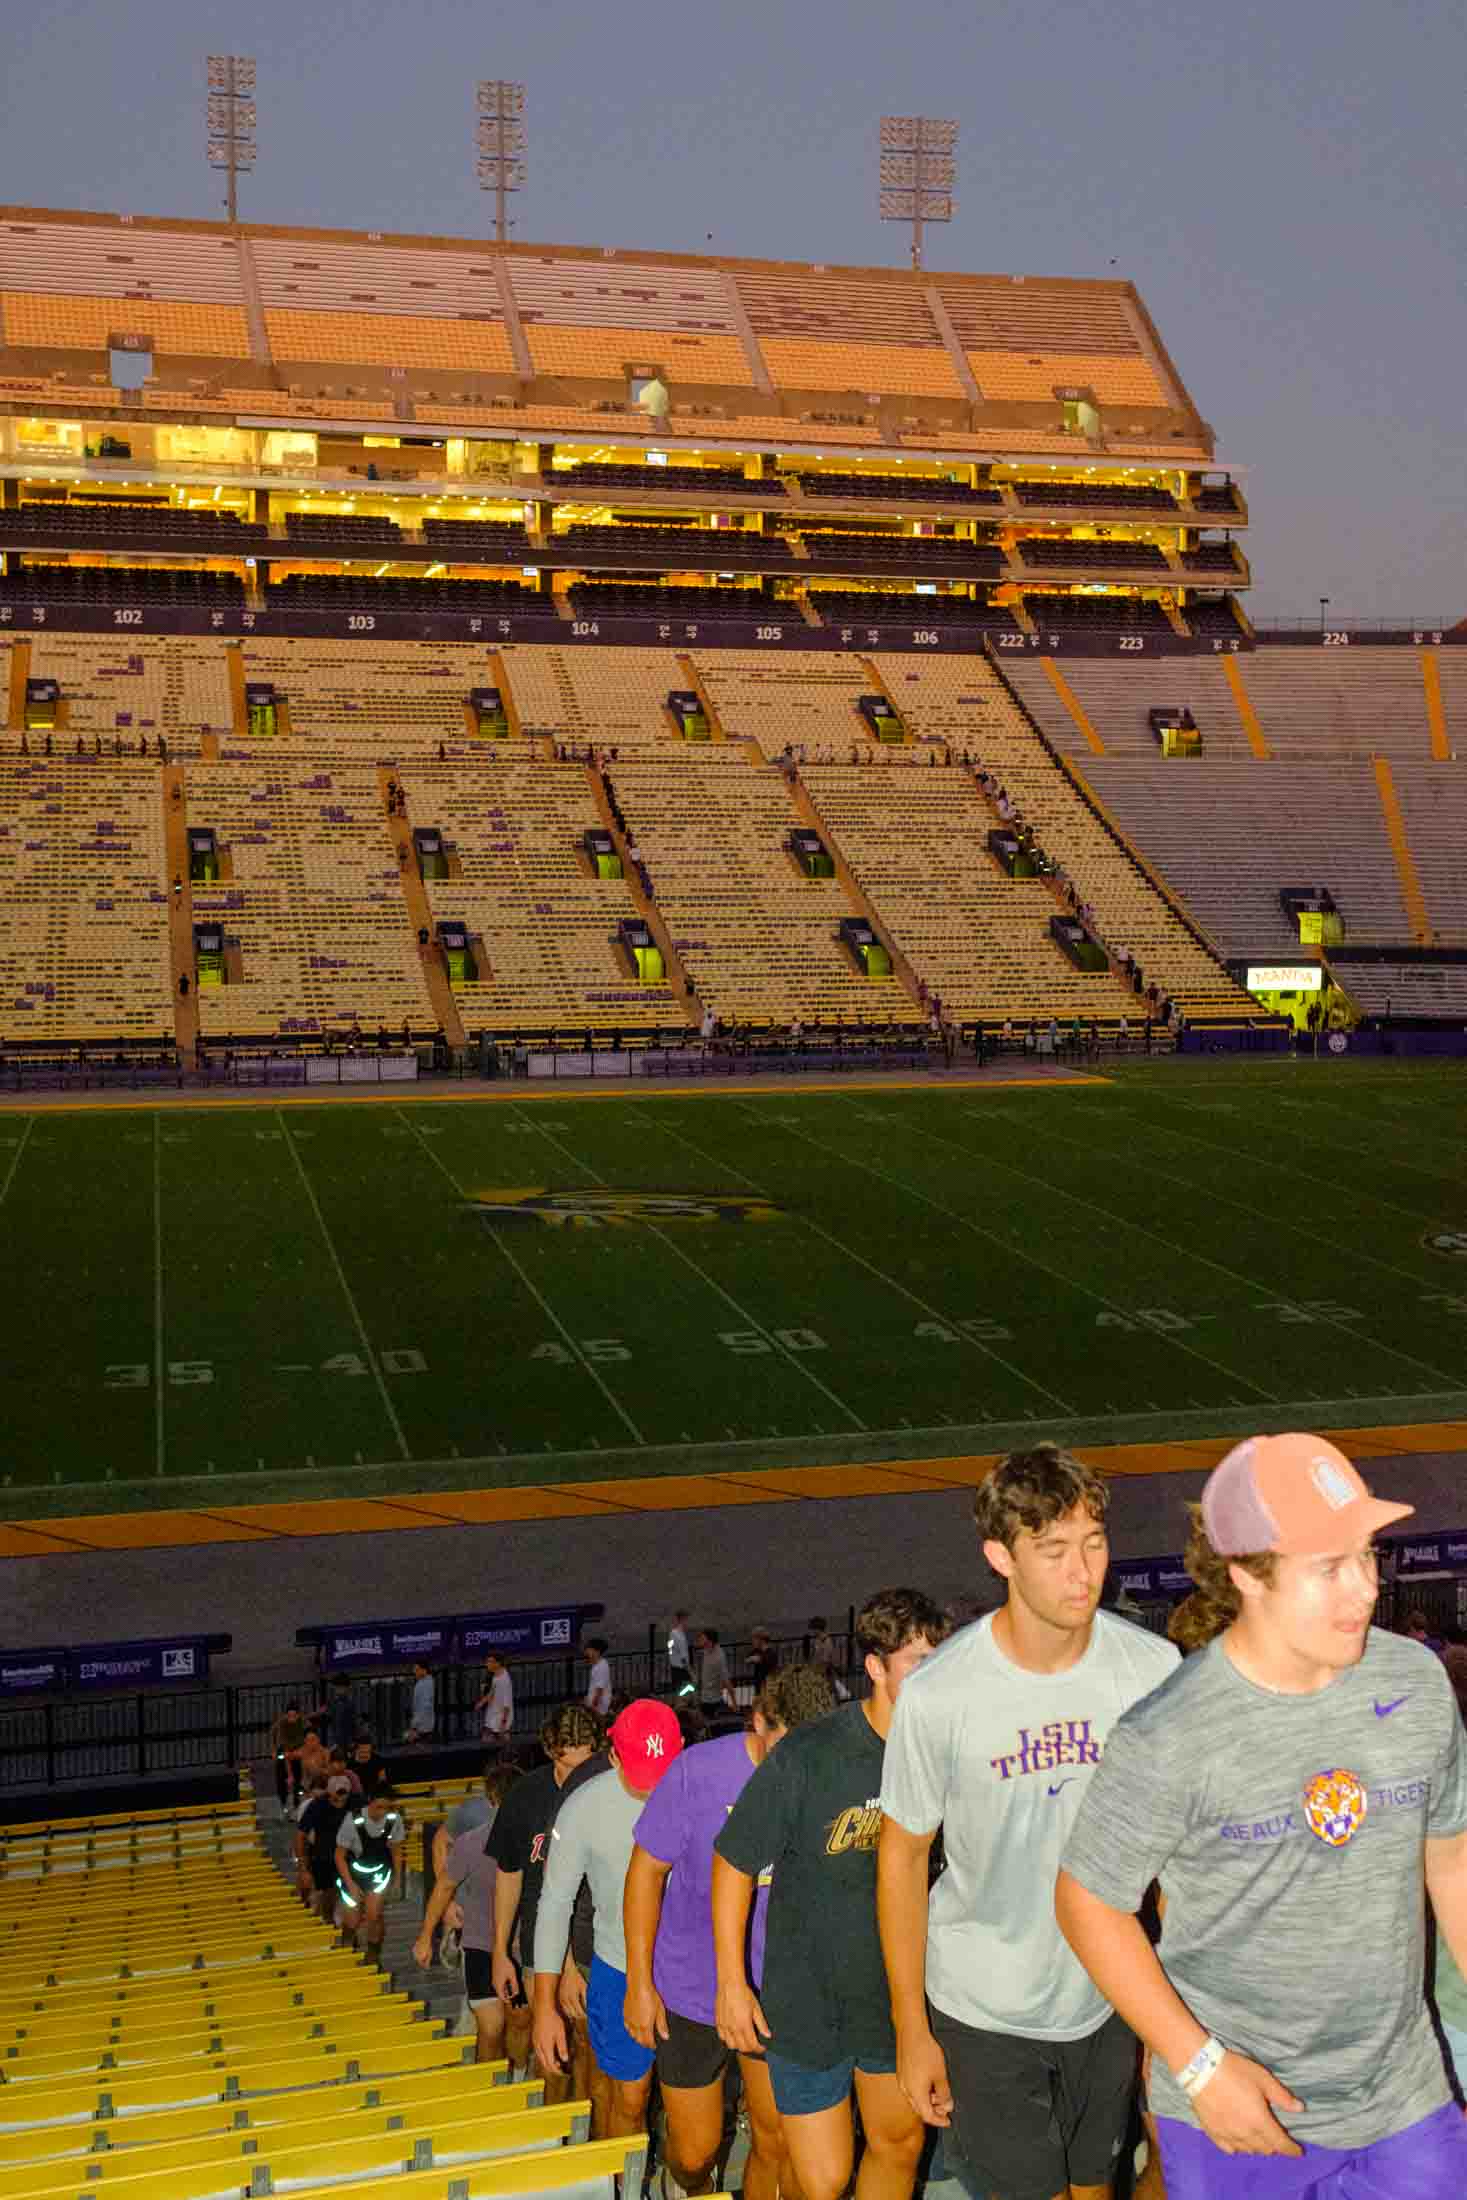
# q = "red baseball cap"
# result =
<box><xmin>609</xmin><ymin>1699</ymin><xmax>684</xmax><ymax>1791</ymax></box>
<box><xmin>1201</xmin><ymin>1433</ymin><xmax>1413</xmax><ymax>1557</ymax></box>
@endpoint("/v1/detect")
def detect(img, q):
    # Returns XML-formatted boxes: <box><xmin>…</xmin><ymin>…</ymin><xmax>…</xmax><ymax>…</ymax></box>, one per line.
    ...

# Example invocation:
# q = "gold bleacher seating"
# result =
<box><xmin>412</xmin><ymin>757</ymin><xmax>676</xmax><ymax>1032</ymax></box>
<box><xmin>2</xmin><ymin>294</ymin><xmax>250</xmax><ymax>359</ymax></box>
<box><xmin>0</xmin><ymin>1794</ymin><xmax>638</xmax><ymax>2200</ymax></box>
<box><xmin>803</xmin><ymin>761</ymin><xmax>1135</xmax><ymax>1022</ymax></box>
<box><xmin>239</xmin><ymin>638</ymin><xmax>482</xmax><ymax>748</ymax></box>
<box><xmin>188</xmin><ymin>759</ymin><xmax>436</xmax><ymax>1038</ymax></box>
<box><xmin>18</xmin><ymin>633</ymin><xmax>233</xmax><ymax>751</ymax></box>
<box><xmin>526</xmin><ymin>326</ymin><xmax>751</xmax><ymax>386</ymax></box>
<box><xmin>873</xmin><ymin>655</ymin><xmax>1250</xmax><ymax>1017</ymax></box>
<box><xmin>760</xmin><ymin>338</ymin><xmax>962</xmax><ymax>400</ymax></box>
<box><xmin>497</xmin><ymin>644</ymin><xmax>688</xmax><ymax>749</ymax></box>
<box><xmin>690</xmin><ymin>650</ymin><xmax>878</xmax><ymax>758</ymax></box>
<box><xmin>963</xmin><ymin>350</ymin><xmax>1168</xmax><ymax>406</ymax></box>
<box><xmin>0</xmin><ymin>757</ymin><xmax>172</xmax><ymax>1041</ymax></box>
<box><xmin>264</xmin><ymin>310</ymin><xmax>516</xmax><ymax>374</ymax></box>
<box><xmin>613</xmin><ymin>751</ymin><xmax>906</xmax><ymax>1025</ymax></box>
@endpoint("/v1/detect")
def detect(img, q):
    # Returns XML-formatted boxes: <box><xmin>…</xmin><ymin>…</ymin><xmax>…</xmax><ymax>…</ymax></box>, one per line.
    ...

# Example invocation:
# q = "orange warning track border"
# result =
<box><xmin>0</xmin><ymin>1072</ymin><xmax>1110</xmax><ymax>1118</ymax></box>
<box><xmin>4</xmin><ymin>1422</ymin><xmax>1464</xmax><ymax>1559</ymax></box>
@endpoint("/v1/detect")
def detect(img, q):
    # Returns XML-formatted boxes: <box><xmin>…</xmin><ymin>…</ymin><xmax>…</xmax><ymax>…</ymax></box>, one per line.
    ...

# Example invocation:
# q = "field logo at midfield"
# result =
<box><xmin>1424</xmin><ymin>1230</ymin><xmax>1467</xmax><ymax>1259</ymax></box>
<box><xmin>466</xmin><ymin>1188</ymin><xmax>783</xmax><ymax>1230</ymax></box>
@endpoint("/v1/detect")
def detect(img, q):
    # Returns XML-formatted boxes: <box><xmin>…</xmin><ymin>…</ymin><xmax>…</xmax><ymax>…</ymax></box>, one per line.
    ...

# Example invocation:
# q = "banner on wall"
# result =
<box><xmin>0</xmin><ymin>1635</ymin><xmax>224</xmax><ymax>1695</ymax></box>
<box><xmin>1106</xmin><ymin>1556</ymin><xmax>1191</xmax><ymax>1601</ymax></box>
<box><xmin>300</xmin><ymin>1603</ymin><xmax>601</xmax><ymax>1669</ymax></box>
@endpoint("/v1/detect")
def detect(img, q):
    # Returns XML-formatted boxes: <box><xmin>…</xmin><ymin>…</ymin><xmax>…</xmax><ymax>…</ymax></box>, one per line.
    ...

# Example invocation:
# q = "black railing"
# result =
<box><xmin>0</xmin><ymin>1624</ymin><xmax>860</xmax><ymax>1795</ymax></box>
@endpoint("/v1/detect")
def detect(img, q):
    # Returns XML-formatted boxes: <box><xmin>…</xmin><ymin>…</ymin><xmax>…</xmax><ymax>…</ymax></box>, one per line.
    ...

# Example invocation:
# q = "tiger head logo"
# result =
<box><xmin>1302</xmin><ymin>1767</ymin><xmax>1367</xmax><ymax>1849</ymax></box>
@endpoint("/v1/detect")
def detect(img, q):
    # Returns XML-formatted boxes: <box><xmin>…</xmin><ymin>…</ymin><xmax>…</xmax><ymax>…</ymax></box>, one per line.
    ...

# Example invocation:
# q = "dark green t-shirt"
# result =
<box><xmin>716</xmin><ymin>1700</ymin><xmax>891</xmax><ymax>2068</ymax></box>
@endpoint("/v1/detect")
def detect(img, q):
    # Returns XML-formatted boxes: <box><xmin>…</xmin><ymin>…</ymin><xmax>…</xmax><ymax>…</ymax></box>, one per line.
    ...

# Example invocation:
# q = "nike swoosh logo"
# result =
<box><xmin>1374</xmin><ymin>1696</ymin><xmax>1409</xmax><ymax>1717</ymax></box>
<box><xmin>1047</xmin><ymin>1781</ymin><xmax>1075</xmax><ymax>1796</ymax></box>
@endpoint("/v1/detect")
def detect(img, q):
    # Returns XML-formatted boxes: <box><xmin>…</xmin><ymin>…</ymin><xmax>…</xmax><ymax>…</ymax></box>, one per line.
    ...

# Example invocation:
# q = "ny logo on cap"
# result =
<box><xmin>645</xmin><ymin>1733</ymin><xmax>666</xmax><ymax>1759</ymax></box>
<box><xmin>1311</xmin><ymin>1457</ymin><xmax>1355</xmax><ymax>1510</ymax></box>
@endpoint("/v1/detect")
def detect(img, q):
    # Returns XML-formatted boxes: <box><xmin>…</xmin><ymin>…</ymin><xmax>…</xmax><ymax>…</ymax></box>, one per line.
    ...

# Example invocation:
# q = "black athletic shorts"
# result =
<box><xmin>655</xmin><ymin>2005</ymin><xmax>760</xmax><ymax>2092</ymax></box>
<box><xmin>930</xmin><ymin>2004</ymin><xmax>1138</xmax><ymax>2200</ymax></box>
<box><xmin>464</xmin><ymin>1949</ymin><xmax>497</xmax><ymax>2009</ymax></box>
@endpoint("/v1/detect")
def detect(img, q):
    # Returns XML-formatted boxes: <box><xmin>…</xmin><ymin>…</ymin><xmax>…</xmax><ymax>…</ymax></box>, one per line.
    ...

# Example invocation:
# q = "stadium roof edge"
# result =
<box><xmin>0</xmin><ymin>201</ymin><xmax>1149</xmax><ymax>303</ymax></box>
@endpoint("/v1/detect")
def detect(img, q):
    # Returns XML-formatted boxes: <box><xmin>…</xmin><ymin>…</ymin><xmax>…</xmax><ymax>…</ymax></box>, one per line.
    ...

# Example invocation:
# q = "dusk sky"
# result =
<box><xmin>4</xmin><ymin>0</ymin><xmax>1463</xmax><ymax>619</ymax></box>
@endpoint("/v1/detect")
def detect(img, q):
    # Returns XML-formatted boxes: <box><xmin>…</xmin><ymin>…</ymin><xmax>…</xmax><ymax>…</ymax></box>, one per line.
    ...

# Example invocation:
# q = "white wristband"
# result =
<box><xmin>1174</xmin><ymin>2035</ymin><xmax>1226</xmax><ymax>2099</ymax></box>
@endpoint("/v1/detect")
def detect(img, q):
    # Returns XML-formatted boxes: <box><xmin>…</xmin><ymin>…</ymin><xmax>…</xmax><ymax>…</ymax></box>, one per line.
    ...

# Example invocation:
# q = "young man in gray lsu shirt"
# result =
<box><xmin>879</xmin><ymin>1444</ymin><xmax>1178</xmax><ymax>2200</ymax></box>
<box><xmin>1057</xmin><ymin>1432</ymin><xmax>1467</xmax><ymax>2199</ymax></box>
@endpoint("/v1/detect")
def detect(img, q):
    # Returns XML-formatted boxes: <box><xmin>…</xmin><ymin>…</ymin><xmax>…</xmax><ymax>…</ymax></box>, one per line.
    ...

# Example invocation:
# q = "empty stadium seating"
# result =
<box><xmin>1012</xmin><ymin>481</ymin><xmax>1178</xmax><ymax>512</ymax></box>
<box><xmin>0</xmin><ymin>1790</ymin><xmax>635</xmax><ymax>2200</ymax></box>
<box><xmin>413</xmin><ymin>757</ymin><xmax>677</xmax><ymax>1033</ymax></box>
<box><xmin>1335</xmin><ymin>960</ymin><xmax>1467</xmax><ymax>1018</ymax></box>
<box><xmin>496</xmin><ymin>643</ymin><xmax>687</xmax><ymax>747</ymax></box>
<box><xmin>1017</xmin><ymin>539</ymin><xmax>1168</xmax><ymax>571</ymax></box>
<box><xmin>800</xmin><ymin>533</ymin><xmax>1004</xmax><ymax>577</ymax></box>
<box><xmin>1234</xmin><ymin>646</ymin><xmax>1443</xmax><ymax>759</ymax></box>
<box><xmin>237</xmin><ymin>637</ymin><xmax>482</xmax><ymax>748</ymax></box>
<box><xmin>550</xmin><ymin>463</ymin><xmax>770</xmax><ymax>498</ymax></box>
<box><xmin>794</xmin><ymin>472</ymin><xmax>1002</xmax><ymax>508</ymax></box>
<box><xmin>1021</xmin><ymin>594</ymin><xmax>1172</xmax><ymax>631</ymax></box>
<box><xmin>188</xmin><ymin>760</ymin><xmax>438</xmax><ymax>1037</ymax></box>
<box><xmin>808</xmin><ymin>591</ymin><xmax>998</xmax><ymax>628</ymax></box>
<box><xmin>612</xmin><ymin>751</ymin><xmax>908</xmax><ymax>1025</ymax></box>
<box><xmin>872</xmin><ymin>655</ymin><xmax>1252</xmax><ymax>1017</ymax></box>
<box><xmin>691</xmin><ymin>651</ymin><xmax>880</xmax><ymax>759</ymax></box>
<box><xmin>0</xmin><ymin>758</ymin><xmax>173</xmax><ymax>1040</ymax></box>
<box><xmin>1074</xmin><ymin>759</ymin><xmax>1412</xmax><ymax>956</ymax></box>
<box><xmin>566</xmin><ymin>583</ymin><xmax>788</xmax><ymax>622</ymax></box>
<box><xmin>1</xmin><ymin>565</ymin><xmax>244</xmax><ymax>608</ymax></box>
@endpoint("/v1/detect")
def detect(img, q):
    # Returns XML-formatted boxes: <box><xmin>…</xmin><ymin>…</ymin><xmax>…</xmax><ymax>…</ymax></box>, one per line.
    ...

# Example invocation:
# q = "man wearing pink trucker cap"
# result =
<box><xmin>533</xmin><ymin>1698</ymin><xmax>683</xmax><ymax>2139</ymax></box>
<box><xmin>1056</xmin><ymin>1432</ymin><xmax>1467</xmax><ymax>2199</ymax></box>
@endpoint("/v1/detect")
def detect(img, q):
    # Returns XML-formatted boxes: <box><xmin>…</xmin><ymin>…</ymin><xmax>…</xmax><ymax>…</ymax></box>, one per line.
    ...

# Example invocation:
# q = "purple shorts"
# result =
<box><xmin>1156</xmin><ymin>2102</ymin><xmax>1467</xmax><ymax>2198</ymax></box>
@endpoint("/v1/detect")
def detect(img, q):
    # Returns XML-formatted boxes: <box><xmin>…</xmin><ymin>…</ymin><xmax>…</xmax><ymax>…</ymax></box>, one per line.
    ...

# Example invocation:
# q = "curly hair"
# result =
<box><xmin>539</xmin><ymin>1702</ymin><xmax>605</xmax><ymax>1756</ymax></box>
<box><xmin>755</xmin><ymin>1659</ymin><xmax>836</xmax><ymax>1732</ymax></box>
<box><xmin>855</xmin><ymin>1587</ymin><xmax>949</xmax><ymax>1662</ymax></box>
<box><xmin>1178</xmin><ymin>1502</ymin><xmax>1276</xmax><ymax>1646</ymax></box>
<box><xmin>973</xmin><ymin>1444</ymin><xmax>1109</xmax><ymax>1553</ymax></box>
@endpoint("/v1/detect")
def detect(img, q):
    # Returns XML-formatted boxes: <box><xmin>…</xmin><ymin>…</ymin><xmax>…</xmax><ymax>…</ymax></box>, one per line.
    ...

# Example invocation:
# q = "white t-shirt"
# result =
<box><xmin>881</xmin><ymin>1608</ymin><xmax>1178</xmax><ymax>2041</ymax></box>
<box><xmin>586</xmin><ymin>1658</ymin><xmax>612</xmax><ymax>1713</ymax></box>
<box><xmin>481</xmin><ymin>1669</ymin><xmax>513</xmax><ymax>1735</ymax></box>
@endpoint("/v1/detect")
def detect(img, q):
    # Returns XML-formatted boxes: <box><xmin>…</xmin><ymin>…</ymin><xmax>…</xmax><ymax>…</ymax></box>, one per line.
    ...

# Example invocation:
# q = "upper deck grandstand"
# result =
<box><xmin>0</xmin><ymin>202</ymin><xmax>1460</xmax><ymax>1062</ymax></box>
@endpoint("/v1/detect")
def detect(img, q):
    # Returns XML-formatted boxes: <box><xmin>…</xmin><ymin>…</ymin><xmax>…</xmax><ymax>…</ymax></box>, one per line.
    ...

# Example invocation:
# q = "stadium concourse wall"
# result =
<box><xmin>2</xmin><ymin>604</ymin><xmax>1464</xmax><ymax>653</ymax></box>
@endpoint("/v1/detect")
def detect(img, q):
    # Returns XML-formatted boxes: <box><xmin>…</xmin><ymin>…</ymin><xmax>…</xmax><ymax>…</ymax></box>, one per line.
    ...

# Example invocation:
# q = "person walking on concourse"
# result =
<box><xmin>1056</xmin><ymin>1432</ymin><xmax>1467</xmax><ymax>2199</ymax></box>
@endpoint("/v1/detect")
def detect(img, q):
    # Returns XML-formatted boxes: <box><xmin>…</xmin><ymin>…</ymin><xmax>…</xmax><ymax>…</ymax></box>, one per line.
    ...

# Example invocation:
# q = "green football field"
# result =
<box><xmin>3</xmin><ymin>1059</ymin><xmax>1466</xmax><ymax>1514</ymax></box>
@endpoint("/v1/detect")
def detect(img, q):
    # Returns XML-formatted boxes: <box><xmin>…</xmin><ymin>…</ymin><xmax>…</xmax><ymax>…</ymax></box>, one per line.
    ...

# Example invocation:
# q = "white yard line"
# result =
<box><xmin>277</xmin><ymin>1109</ymin><xmax>410</xmax><ymax>1462</ymax></box>
<box><xmin>519</xmin><ymin>1106</ymin><xmax>867</xmax><ymax>1434</ymax></box>
<box><xmin>396</xmin><ymin>1107</ymin><xmax>646</xmax><ymax>1448</ymax></box>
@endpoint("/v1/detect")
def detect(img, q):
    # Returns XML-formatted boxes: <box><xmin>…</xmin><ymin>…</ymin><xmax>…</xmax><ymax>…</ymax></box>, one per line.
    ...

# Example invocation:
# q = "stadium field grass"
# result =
<box><xmin>3</xmin><ymin>1058</ymin><xmax>1466</xmax><ymax>1516</ymax></box>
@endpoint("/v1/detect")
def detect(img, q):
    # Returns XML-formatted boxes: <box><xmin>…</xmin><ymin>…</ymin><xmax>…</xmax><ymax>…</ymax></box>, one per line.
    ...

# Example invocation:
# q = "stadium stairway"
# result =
<box><xmin>161</xmin><ymin>762</ymin><xmax>199</xmax><ymax>1064</ymax></box>
<box><xmin>787</xmin><ymin>771</ymin><xmax>926</xmax><ymax>1010</ymax></box>
<box><xmin>585</xmin><ymin>761</ymin><xmax>703</xmax><ymax>1022</ymax></box>
<box><xmin>377</xmin><ymin>763</ymin><xmax>469</xmax><ymax>1048</ymax></box>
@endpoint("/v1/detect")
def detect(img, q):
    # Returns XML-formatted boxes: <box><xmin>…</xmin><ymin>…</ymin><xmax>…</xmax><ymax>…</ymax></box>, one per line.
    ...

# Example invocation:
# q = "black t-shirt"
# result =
<box><xmin>716</xmin><ymin>1700</ymin><xmax>891</xmax><ymax>2067</ymax></box>
<box><xmin>350</xmin><ymin>1751</ymin><xmax>391</xmax><ymax>1798</ymax></box>
<box><xmin>298</xmin><ymin>1795</ymin><xmax>347</xmax><ymax>1878</ymax></box>
<box><xmin>487</xmin><ymin>1752</ymin><xmax>608</xmax><ymax>1968</ymax></box>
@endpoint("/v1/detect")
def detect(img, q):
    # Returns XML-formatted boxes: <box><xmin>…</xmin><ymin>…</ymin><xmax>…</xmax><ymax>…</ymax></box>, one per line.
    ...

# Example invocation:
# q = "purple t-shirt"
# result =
<box><xmin>635</xmin><ymin>1731</ymin><xmax>766</xmax><ymax>2025</ymax></box>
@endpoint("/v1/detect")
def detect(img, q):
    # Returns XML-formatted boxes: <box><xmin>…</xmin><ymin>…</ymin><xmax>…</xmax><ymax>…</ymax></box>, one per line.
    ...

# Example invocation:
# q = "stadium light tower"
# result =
<box><xmin>477</xmin><ymin>81</ymin><xmax>526</xmax><ymax>244</ymax></box>
<box><xmin>206</xmin><ymin>55</ymin><xmax>256</xmax><ymax>224</ymax></box>
<box><xmin>879</xmin><ymin>116</ymin><xmax>957</xmax><ymax>271</ymax></box>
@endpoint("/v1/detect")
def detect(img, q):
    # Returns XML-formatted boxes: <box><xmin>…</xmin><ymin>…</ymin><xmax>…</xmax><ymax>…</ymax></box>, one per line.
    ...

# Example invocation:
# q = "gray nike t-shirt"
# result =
<box><xmin>1061</xmin><ymin>1627</ymin><xmax>1467</xmax><ymax>2149</ymax></box>
<box><xmin>882</xmin><ymin>1608</ymin><xmax>1179</xmax><ymax>2040</ymax></box>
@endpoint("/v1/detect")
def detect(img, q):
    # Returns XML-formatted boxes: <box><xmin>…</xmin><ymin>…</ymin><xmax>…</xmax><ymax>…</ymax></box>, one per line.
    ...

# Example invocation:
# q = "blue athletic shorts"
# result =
<box><xmin>586</xmin><ymin>1955</ymin><xmax>655</xmax><ymax>2084</ymax></box>
<box><xmin>765</xmin><ymin>2044</ymin><xmax>897</xmax><ymax>2117</ymax></box>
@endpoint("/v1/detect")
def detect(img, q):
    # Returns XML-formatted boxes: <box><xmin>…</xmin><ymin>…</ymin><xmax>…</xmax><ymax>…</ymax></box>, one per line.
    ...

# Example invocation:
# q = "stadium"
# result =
<box><xmin>1</xmin><ymin>39</ymin><xmax>1466</xmax><ymax>2200</ymax></box>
